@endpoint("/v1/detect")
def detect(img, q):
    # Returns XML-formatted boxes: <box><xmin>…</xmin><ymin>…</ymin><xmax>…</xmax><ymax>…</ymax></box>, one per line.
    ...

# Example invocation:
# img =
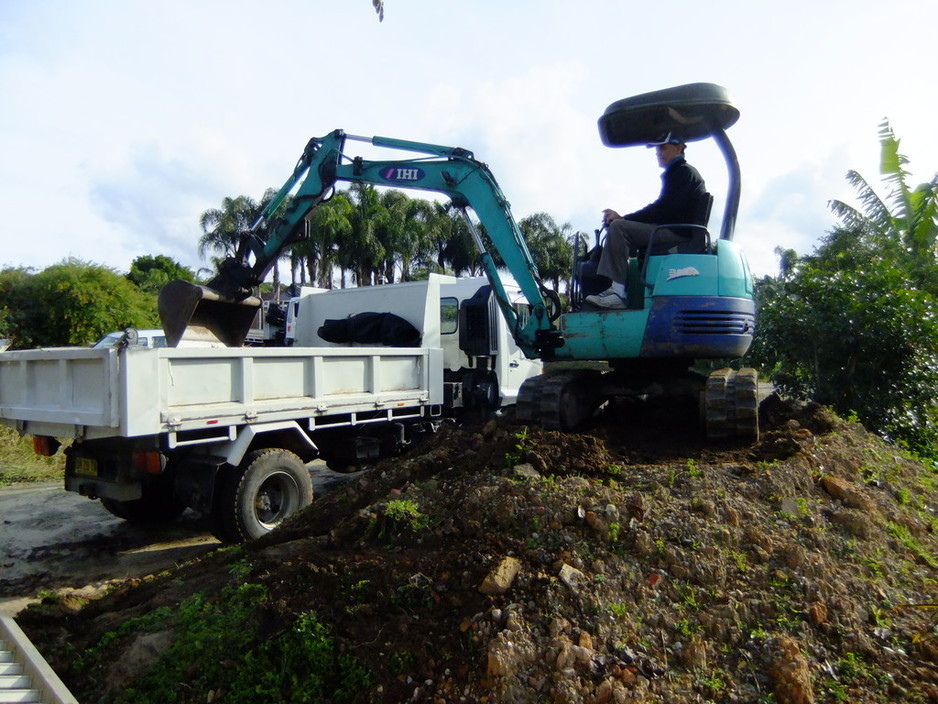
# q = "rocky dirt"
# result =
<box><xmin>15</xmin><ymin>395</ymin><xmax>938</xmax><ymax>704</ymax></box>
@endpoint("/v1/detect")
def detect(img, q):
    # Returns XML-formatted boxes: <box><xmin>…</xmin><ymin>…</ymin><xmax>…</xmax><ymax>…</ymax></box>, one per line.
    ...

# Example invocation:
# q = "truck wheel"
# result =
<box><xmin>100</xmin><ymin>482</ymin><xmax>187</xmax><ymax>524</ymax></box>
<box><xmin>214</xmin><ymin>449</ymin><xmax>313</xmax><ymax>543</ymax></box>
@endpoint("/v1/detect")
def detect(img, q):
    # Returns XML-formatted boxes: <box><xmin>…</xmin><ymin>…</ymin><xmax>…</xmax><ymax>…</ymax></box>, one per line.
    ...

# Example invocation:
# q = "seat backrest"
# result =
<box><xmin>693</xmin><ymin>192</ymin><xmax>714</xmax><ymax>226</ymax></box>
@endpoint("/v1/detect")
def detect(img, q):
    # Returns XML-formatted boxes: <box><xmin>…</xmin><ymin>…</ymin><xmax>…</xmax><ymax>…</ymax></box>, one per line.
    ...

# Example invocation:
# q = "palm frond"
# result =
<box><xmin>841</xmin><ymin>169</ymin><xmax>893</xmax><ymax>233</ymax></box>
<box><xmin>907</xmin><ymin>176</ymin><xmax>938</xmax><ymax>256</ymax></box>
<box><xmin>828</xmin><ymin>199</ymin><xmax>869</xmax><ymax>232</ymax></box>
<box><xmin>878</xmin><ymin>119</ymin><xmax>913</xmax><ymax>231</ymax></box>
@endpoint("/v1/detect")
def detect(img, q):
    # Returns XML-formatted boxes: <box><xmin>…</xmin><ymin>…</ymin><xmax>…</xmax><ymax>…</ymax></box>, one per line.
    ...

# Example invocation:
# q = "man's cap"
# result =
<box><xmin>646</xmin><ymin>131</ymin><xmax>685</xmax><ymax>147</ymax></box>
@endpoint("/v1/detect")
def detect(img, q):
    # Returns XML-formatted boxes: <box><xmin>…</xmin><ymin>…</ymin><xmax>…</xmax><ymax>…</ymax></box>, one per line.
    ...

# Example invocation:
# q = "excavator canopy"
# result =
<box><xmin>598</xmin><ymin>82</ymin><xmax>739</xmax><ymax>148</ymax></box>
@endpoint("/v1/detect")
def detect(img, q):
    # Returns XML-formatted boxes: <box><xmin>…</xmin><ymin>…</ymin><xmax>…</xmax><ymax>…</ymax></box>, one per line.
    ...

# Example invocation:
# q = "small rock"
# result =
<box><xmin>828</xmin><ymin>508</ymin><xmax>873</xmax><ymax>538</ymax></box>
<box><xmin>577</xmin><ymin>630</ymin><xmax>593</xmax><ymax>650</ymax></box>
<box><xmin>768</xmin><ymin>636</ymin><xmax>816</xmax><ymax>704</ymax></box>
<box><xmin>820</xmin><ymin>475</ymin><xmax>874</xmax><ymax>512</ymax></box>
<box><xmin>808</xmin><ymin>602</ymin><xmax>828</xmax><ymax>626</ymax></box>
<box><xmin>479</xmin><ymin>556</ymin><xmax>522</xmax><ymax>596</ymax></box>
<box><xmin>558</xmin><ymin>563</ymin><xmax>586</xmax><ymax>591</ymax></box>
<box><xmin>591</xmin><ymin>678</ymin><xmax>617</xmax><ymax>704</ymax></box>
<box><xmin>513</xmin><ymin>463</ymin><xmax>541</xmax><ymax>480</ymax></box>
<box><xmin>682</xmin><ymin>636</ymin><xmax>708</xmax><ymax>670</ymax></box>
<box><xmin>780</xmin><ymin>497</ymin><xmax>801</xmax><ymax>517</ymax></box>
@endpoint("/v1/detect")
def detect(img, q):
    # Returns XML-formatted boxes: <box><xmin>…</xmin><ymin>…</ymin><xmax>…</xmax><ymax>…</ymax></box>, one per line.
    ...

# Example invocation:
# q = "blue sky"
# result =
<box><xmin>1</xmin><ymin>0</ymin><xmax>934</xmax><ymax>278</ymax></box>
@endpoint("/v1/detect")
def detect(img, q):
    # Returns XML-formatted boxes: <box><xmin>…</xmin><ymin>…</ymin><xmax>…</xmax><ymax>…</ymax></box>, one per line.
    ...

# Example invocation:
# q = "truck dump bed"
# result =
<box><xmin>0</xmin><ymin>345</ymin><xmax>442</xmax><ymax>441</ymax></box>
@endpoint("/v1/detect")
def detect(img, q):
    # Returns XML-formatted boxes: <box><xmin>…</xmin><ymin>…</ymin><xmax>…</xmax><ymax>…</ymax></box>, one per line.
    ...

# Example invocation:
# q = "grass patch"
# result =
<box><xmin>887</xmin><ymin>521</ymin><xmax>938</xmax><ymax>568</ymax></box>
<box><xmin>0</xmin><ymin>426</ymin><xmax>66</xmax><ymax>485</ymax></box>
<box><xmin>88</xmin><ymin>581</ymin><xmax>372</xmax><ymax>704</ymax></box>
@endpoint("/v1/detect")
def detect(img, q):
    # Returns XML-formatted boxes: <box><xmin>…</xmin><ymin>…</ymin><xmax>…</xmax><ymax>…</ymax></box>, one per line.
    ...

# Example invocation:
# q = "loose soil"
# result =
<box><xmin>15</xmin><ymin>395</ymin><xmax>938</xmax><ymax>704</ymax></box>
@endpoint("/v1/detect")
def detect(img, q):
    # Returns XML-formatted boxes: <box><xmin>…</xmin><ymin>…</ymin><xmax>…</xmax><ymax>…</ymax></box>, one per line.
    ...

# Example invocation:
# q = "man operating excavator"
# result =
<box><xmin>586</xmin><ymin>132</ymin><xmax>708</xmax><ymax>309</ymax></box>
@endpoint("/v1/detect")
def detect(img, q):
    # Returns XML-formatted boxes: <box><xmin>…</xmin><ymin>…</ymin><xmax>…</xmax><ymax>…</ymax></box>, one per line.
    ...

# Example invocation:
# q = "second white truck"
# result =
<box><xmin>0</xmin><ymin>275</ymin><xmax>541</xmax><ymax>542</ymax></box>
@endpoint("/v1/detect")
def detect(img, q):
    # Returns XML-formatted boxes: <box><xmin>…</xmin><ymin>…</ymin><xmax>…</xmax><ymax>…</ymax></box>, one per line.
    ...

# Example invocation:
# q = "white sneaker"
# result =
<box><xmin>585</xmin><ymin>288</ymin><xmax>627</xmax><ymax>309</ymax></box>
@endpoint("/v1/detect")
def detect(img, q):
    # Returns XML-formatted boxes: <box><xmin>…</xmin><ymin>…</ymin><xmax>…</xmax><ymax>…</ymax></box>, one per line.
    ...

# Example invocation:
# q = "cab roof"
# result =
<box><xmin>598</xmin><ymin>82</ymin><xmax>739</xmax><ymax>147</ymax></box>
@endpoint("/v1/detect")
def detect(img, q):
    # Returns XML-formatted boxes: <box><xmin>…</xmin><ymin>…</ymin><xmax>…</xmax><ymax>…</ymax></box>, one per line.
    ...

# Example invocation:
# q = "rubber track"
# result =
<box><xmin>519</xmin><ymin>370</ymin><xmax>600</xmax><ymax>431</ymax></box>
<box><xmin>515</xmin><ymin>374</ymin><xmax>550</xmax><ymax>424</ymax></box>
<box><xmin>703</xmin><ymin>367</ymin><xmax>759</xmax><ymax>440</ymax></box>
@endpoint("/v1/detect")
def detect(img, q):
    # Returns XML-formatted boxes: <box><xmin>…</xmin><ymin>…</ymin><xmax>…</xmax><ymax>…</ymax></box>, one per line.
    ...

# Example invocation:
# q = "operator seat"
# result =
<box><xmin>637</xmin><ymin>192</ymin><xmax>715</xmax><ymax>293</ymax></box>
<box><xmin>647</xmin><ymin>191</ymin><xmax>714</xmax><ymax>256</ymax></box>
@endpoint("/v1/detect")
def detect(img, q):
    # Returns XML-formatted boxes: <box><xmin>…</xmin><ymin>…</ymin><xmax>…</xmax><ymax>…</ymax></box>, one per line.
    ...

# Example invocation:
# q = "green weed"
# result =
<box><xmin>382</xmin><ymin>499</ymin><xmax>430</xmax><ymax>535</ymax></box>
<box><xmin>505</xmin><ymin>426</ymin><xmax>533</xmax><ymax>467</ymax></box>
<box><xmin>887</xmin><ymin>521</ymin><xmax>938</xmax><ymax>568</ymax></box>
<box><xmin>91</xmin><ymin>583</ymin><xmax>372</xmax><ymax>704</ymax></box>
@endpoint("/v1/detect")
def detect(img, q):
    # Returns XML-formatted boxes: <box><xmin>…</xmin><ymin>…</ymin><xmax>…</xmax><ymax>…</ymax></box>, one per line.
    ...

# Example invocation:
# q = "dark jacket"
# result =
<box><xmin>624</xmin><ymin>157</ymin><xmax>707</xmax><ymax>225</ymax></box>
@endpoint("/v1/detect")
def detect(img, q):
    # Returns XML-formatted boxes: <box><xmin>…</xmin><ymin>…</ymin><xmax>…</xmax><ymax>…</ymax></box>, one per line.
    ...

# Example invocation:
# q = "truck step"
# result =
<box><xmin>0</xmin><ymin>617</ymin><xmax>77</xmax><ymax>704</ymax></box>
<box><xmin>0</xmin><ymin>688</ymin><xmax>42</xmax><ymax>703</ymax></box>
<box><xmin>0</xmin><ymin>677</ymin><xmax>33</xmax><ymax>689</ymax></box>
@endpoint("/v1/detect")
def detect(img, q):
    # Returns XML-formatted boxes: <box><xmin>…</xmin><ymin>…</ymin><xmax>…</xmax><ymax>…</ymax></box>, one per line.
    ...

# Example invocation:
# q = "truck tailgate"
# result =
<box><xmin>0</xmin><ymin>347</ymin><xmax>120</xmax><ymax>430</ymax></box>
<box><xmin>0</xmin><ymin>346</ymin><xmax>442</xmax><ymax>439</ymax></box>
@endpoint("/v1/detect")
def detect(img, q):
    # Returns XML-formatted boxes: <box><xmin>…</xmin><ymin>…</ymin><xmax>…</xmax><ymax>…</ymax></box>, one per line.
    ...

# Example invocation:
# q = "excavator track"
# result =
<box><xmin>515</xmin><ymin>374</ymin><xmax>549</xmax><ymax>424</ymax></box>
<box><xmin>517</xmin><ymin>370</ymin><xmax>603</xmax><ymax>431</ymax></box>
<box><xmin>702</xmin><ymin>367</ymin><xmax>759</xmax><ymax>440</ymax></box>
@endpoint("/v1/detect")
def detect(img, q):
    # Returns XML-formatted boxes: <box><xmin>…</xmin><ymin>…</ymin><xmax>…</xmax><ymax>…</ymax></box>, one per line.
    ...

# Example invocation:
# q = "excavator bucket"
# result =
<box><xmin>158</xmin><ymin>279</ymin><xmax>261</xmax><ymax>348</ymax></box>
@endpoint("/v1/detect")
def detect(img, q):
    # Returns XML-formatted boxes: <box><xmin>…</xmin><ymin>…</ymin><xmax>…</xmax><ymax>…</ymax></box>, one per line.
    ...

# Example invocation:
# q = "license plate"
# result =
<box><xmin>75</xmin><ymin>457</ymin><xmax>98</xmax><ymax>477</ymax></box>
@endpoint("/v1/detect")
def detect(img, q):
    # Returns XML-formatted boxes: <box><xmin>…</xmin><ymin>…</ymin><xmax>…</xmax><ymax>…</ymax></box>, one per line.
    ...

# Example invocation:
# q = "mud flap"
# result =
<box><xmin>158</xmin><ymin>279</ymin><xmax>261</xmax><ymax>347</ymax></box>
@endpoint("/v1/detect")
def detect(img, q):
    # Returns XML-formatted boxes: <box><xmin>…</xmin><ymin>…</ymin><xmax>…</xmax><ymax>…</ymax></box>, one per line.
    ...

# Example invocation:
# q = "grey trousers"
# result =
<box><xmin>596</xmin><ymin>219</ymin><xmax>686</xmax><ymax>283</ymax></box>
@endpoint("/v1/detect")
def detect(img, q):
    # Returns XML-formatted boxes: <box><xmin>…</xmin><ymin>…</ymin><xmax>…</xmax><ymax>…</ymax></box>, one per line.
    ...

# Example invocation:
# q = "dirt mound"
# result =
<box><xmin>17</xmin><ymin>396</ymin><xmax>938</xmax><ymax>704</ymax></box>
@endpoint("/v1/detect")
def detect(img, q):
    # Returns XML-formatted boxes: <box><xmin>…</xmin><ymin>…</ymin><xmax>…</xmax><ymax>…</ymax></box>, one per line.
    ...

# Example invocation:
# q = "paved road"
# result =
<box><xmin>0</xmin><ymin>463</ymin><xmax>360</xmax><ymax>616</ymax></box>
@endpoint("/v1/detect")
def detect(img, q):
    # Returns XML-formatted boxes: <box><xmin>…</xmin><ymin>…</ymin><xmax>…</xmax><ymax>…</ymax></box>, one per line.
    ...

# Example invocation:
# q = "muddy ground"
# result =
<box><xmin>0</xmin><ymin>464</ymin><xmax>358</xmax><ymax>616</ymax></box>
<box><xmin>12</xmin><ymin>396</ymin><xmax>938</xmax><ymax>704</ymax></box>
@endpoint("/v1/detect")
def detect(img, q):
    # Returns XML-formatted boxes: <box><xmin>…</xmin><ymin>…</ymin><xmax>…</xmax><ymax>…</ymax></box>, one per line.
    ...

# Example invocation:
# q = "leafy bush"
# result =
<box><xmin>2</xmin><ymin>259</ymin><xmax>157</xmax><ymax>348</ymax></box>
<box><xmin>748</xmin><ymin>120</ymin><xmax>938</xmax><ymax>458</ymax></box>
<box><xmin>750</xmin><ymin>259</ymin><xmax>938</xmax><ymax>455</ymax></box>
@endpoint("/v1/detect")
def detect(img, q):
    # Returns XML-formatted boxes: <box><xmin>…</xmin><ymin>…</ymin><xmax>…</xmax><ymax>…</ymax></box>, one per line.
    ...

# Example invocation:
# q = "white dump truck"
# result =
<box><xmin>0</xmin><ymin>274</ymin><xmax>541</xmax><ymax>542</ymax></box>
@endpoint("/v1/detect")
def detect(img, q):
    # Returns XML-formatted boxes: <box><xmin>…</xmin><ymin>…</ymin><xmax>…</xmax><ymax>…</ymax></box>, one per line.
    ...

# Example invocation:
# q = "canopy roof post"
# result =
<box><xmin>712</xmin><ymin>127</ymin><xmax>740</xmax><ymax>241</ymax></box>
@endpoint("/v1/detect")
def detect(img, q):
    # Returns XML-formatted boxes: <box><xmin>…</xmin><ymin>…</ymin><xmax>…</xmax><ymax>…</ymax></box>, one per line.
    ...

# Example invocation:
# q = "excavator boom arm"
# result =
<box><xmin>201</xmin><ymin>130</ymin><xmax>556</xmax><ymax>355</ymax></box>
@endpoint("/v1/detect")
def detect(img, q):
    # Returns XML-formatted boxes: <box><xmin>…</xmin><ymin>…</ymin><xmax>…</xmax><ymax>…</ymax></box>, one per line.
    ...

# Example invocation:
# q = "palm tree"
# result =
<box><xmin>198</xmin><ymin>189</ymin><xmax>289</xmax><ymax>298</ymax></box>
<box><xmin>343</xmin><ymin>184</ymin><xmax>386</xmax><ymax>286</ymax></box>
<box><xmin>374</xmin><ymin>190</ymin><xmax>410</xmax><ymax>283</ymax></box>
<box><xmin>518</xmin><ymin>212</ymin><xmax>574</xmax><ymax>292</ymax></box>
<box><xmin>198</xmin><ymin>195</ymin><xmax>261</xmax><ymax>260</ymax></box>
<box><xmin>302</xmin><ymin>191</ymin><xmax>355</xmax><ymax>288</ymax></box>
<box><xmin>828</xmin><ymin>120</ymin><xmax>938</xmax><ymax>288</ymax></box>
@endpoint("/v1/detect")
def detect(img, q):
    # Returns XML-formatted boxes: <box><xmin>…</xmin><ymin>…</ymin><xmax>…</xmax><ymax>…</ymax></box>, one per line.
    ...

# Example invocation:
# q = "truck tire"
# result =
<box><xmin>213</xmin><ymin>449</ymin><xmax>313</xmax><ymax>543</ymax></box>
<box><xmin>100</xmin><ymin>481</ymin><xmax>187</xmax><ymax>524</ymax></box>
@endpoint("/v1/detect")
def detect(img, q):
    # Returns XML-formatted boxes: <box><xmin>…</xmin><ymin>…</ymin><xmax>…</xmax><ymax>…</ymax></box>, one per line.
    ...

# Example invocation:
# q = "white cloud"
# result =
<box><xmin>0</xmin><ymin>0</ymin><xmax>935</xmax><ymax>284</ymax></box>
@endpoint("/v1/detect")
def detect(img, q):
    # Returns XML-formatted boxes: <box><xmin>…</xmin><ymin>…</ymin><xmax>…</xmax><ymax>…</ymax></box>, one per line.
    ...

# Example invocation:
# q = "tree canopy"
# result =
<box><xmin>127</xmin><ymin>254</ymin><xmax>196</xmax><ymax>292</ymax></box>
<box><xmin>1</xmin><ymin>260</ymin><xmax>157</xmax><ymax>349</ymax></box>
<box><xmin>748</xmin><ymin>120</ymin><xmax>938</xmax><ymax>456</ymax></box>
<box><xmin>221</xmin><ymin>186</ymin><xmax>578</xmax><ymax>291</ymax></box>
